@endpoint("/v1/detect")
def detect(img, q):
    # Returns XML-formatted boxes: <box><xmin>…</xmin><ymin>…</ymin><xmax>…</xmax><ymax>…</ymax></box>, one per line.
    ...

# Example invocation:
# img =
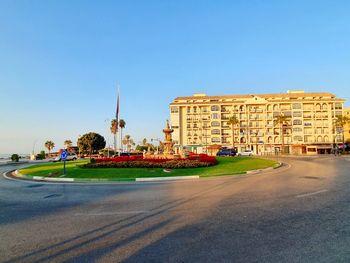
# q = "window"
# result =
<box><xmin>335</xmin><ymin>111</ymin><xmax>342</xmax><ymax>117</ymax></box>
<box><xmin>211</xmin><ymin>113</ymin><xmax>219</xmax><ymax>119</ymax></box>
<box><xmin>211</xmin><ymin>129</ymin><xmax>220</xmax><ymax>135</ymax></box>
<box><xmin>211</xmin><ymin>121</ymin><xmax>220</xmax><ymax>127</ymax></box>
<box><xmin>293</xmin><ymin>136</ymin><xmax>303</xmax><ymax>142</ymax></box>
<box><xmin>292</xmin><ymin>103</ymin><xmax>302</xmax><ymax>109</ymax></box>
<box><xmin>335</xmin><ymin>103</ymin><xmax>342</xmax><ymax>110</ymax></box>
<box><xmin>211</xmin><ymin>137</ymin><xmax>221</xmax><ymax>143</ymax></box>
<box><xmin>211</xmin><ymin>105</ymin><xmax>220</xmax><ymax>111</ymax></box>
<box><xmin>293</xmin><ymin>119</ymin><xmax>302</xmax><ymax>125</ymax></box>
<box><xmin>283</xmin><ymin>111</ymin><xmax>292</xmax><ymax>117</ymax></box>
<box><xmin>171</xmin><ymin>107</ymin><xmax>179</xmax><ymax>113</ymax></box>
<box><xmin>293</xmin><ymin>127</ymin><xmax>302</xmax><ymax>133</ymax></box>
<box><xmin>293</xmin><ymin>111</ymin><xmax>302</xmax><ymax>117</ymax></box>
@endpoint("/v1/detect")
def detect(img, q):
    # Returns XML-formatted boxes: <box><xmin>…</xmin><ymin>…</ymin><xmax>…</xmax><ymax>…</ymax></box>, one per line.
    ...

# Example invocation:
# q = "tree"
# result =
<box><xmin>110</xmin><ymin>119</ymin><xmax>118</xmax><ymax>151</ymax></box>
<box><xmin>119</xmin><ymin>119</ymin><xmax>126</xmax><ymax>152</ymax></box>
<box><xmin>11</xmin><ymin>154</ymin><xmax>19</xmax><ymax>162</ymax></box>
<box><xmin>77</xmin><ymin>132</ymin><xmax>106</xmax><ymax>159</ymax></box>
<box><xmin>36</xmin><ymin>150</ymin><xmax>46</xmax><ymax>160</ymax></box>
<box><xmin>334</xmin><ymin>115</ymin><xmax>350</xmax><ymax>147</ymax></box>
<box><xmin>44</xmin><ymin>141</ymin><xmax>55</xmax><ymax>157</ymax></box>
<box><xmin>227</xmin><ymin>115</ymin><xmax>239</xmax><ymax>149</ymax></box>
<box><xmin>274</xmin><ymin>114</ymin><xmax>289</xmax><ymax>154</ymax></box>
<box><xmin>64</xmin><ymin>140</ymin><xmax>72</xmax><ymax>150</ymax></box>
<box><xmin>122</xmin><ymin>134</ymin><xmax>135</xmax><ymax>152</ymax></box>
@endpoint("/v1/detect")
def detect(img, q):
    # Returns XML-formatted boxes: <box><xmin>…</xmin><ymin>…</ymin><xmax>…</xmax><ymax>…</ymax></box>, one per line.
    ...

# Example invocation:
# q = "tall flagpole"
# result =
<box><xmin>118</xmin><ymin>82</ymin><xmax>121</xmax><ymax>154</ymax></box>
<box><xmin>115</xmin><ymin>82</ymin><xmax>120</xmax><ymax>155</ymax></box>
<box><xmin>115</xmin><ymin>82</ymin><xmax>120</xmax><ymax>154</ymax></box>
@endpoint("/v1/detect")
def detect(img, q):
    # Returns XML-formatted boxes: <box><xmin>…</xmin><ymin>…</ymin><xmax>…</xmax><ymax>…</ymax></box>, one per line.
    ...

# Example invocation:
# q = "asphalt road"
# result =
<box><xmin>1</xmin><ymin>156</ymin><xmax>350</xmax><ymax>263</ymax></box>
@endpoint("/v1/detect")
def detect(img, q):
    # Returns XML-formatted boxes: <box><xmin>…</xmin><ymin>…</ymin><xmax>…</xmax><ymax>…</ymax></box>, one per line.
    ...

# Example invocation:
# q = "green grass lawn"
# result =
<box><xmin>19</xmin><ymin>157</ymin><xmax>278</xmax><ymax>180</ymax></box>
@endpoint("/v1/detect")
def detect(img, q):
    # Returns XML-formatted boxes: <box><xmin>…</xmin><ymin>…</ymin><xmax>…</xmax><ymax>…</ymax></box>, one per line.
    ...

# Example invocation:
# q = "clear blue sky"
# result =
<box><xmin>1</xmin><ymin>0</ymin><xmax>350</xmax><ymax>154</ymax></box>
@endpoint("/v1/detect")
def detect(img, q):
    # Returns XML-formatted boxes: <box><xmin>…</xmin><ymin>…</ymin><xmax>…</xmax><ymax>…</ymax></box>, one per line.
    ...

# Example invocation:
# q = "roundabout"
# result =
<box><xmin>13</xmin><ymin>157</ymin><xmax>279</xmax><ymax>183</ymax></box>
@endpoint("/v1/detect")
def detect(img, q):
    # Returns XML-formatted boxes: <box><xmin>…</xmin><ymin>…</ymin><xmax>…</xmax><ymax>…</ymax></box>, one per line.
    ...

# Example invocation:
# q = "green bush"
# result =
<box><xmin>11</xmin><ymin>154</ymin><xmax>19</xmax><ymax>162</ymax></box>
<box><xmin>36</xmin><ymin>150</ymin><xmax>46</xmax><ymax>160</ymax></box>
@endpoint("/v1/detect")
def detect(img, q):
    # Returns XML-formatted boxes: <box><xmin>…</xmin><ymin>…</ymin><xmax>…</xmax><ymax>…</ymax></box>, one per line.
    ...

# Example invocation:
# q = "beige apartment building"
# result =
<box><xmin>170</xmin><ymin>90</ymin><xmax>345</xmax><ymax>155</ymax></box>
<box><xmin>345</xmin><ymin>107</ymin><xmax>350</xmax><ymax>144</ymax></box>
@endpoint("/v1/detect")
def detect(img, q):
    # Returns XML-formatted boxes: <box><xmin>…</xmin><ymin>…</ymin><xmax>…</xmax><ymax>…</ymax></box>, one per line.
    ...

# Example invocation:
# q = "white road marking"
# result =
<box><xmin>296</xmin><ymin>189</ymin><xmax>328</xmax><ymax>198</ymax></box>
<box><xmin>74</xmin><ymin>211</ymin><xmax>149</xmax><ymax>216</ymax></box>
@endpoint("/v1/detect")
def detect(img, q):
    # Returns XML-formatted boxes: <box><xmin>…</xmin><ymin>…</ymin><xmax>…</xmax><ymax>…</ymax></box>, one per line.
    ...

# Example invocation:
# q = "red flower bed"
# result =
<box><xmin>87</xmin><ymin>154</ymin><xmax>217</xmax><ymax>169</ymax></box>
<box><xmin>95</xmin><ymin>154</ymin><xmax>216</xmax><ymax>164</ymax></box>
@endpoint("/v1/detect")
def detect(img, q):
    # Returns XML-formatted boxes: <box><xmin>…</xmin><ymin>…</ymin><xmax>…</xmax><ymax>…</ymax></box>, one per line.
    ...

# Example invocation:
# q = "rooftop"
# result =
<box><xmin>172</xmin><ymin>90</ymin><xmax>343</xmax><ymax>102</ymax></box>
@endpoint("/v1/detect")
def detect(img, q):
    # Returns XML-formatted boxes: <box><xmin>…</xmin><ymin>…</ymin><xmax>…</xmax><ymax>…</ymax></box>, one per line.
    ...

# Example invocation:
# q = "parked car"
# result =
<box><xmin>53</xmin><ymin>153</ymin><xmax>78</xmax><ymax>162</ymax></box>
<box><xmin>237</xmin><ymin>150</ymin><xmax>254</xmax><ymax>156</ymax></box>
<box><xmin>216</xmin><ymin>149</ymin><xmax>237</xmax><ymax>157</ymax></box>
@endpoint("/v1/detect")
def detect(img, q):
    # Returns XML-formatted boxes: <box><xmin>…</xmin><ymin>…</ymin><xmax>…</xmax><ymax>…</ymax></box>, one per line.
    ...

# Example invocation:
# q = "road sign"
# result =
<box><xmin>61</xmin><ymin>151</ymin><xmax>67</xmax><ymax>161</ymax></box>
<box><xmin>61</xmin><ymin>151</ymin><xmax>67</xmax><ymax>177</ymax></box>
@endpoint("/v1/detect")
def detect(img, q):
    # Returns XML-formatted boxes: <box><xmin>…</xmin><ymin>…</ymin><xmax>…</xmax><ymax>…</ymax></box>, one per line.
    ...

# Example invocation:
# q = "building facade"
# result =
<box><xmin>170</xmin><ymin>90</ymin><xmax>345</xmax><ymax>155</ymax></box>
<box><xmin>344</xmin><ymin>107</ymin><xmax>350</xmax><ymax>144</ymax></box>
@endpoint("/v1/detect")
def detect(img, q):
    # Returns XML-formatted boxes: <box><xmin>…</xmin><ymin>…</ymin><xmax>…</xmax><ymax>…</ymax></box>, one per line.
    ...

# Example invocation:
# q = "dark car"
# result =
<box><xmin>216</xmin><ymin>149</ymin><xmax>237</xmax><ymax>157</ymax></box>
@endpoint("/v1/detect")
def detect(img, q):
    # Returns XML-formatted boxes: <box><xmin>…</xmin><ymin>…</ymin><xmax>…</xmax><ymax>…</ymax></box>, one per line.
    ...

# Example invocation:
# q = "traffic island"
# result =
<box><xmin>13</xmin><ymin>157</ymin><xmax>280</xmax><ymax>183</ymax></box>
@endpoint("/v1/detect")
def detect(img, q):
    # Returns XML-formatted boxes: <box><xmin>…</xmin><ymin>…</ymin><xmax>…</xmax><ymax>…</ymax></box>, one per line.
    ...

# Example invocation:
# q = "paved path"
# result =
<box><xmin>1</xmin><ymin>156</ymin><xmax>350</xmax><ymax>262</ymax></box>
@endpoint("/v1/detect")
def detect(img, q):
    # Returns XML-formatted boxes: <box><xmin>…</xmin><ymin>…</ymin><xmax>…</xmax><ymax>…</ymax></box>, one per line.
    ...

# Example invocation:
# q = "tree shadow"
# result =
<box><xmin>4</xmin><ymin>180</ymin><xmax>231</xmax><ymax>262</ymax></box>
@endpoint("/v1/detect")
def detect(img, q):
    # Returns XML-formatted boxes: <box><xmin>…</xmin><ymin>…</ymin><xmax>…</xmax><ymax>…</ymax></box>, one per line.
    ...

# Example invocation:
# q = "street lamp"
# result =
<box><xmin>104</xmin><ymin>119</ymin><xmax>111</xmax><ymax>157</ymax></box>
<box><xmin>151</xmin><ymin>138</ymin><xmax>161</xmax><ymax>153</ymax></box>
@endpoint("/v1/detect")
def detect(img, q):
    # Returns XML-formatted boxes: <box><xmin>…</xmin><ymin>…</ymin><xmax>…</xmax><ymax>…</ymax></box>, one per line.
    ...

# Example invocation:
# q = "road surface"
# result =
<box><xmin>1</xmin><ymin>156</ymin><xmax>350</xmax><ymax>262</ymax></box>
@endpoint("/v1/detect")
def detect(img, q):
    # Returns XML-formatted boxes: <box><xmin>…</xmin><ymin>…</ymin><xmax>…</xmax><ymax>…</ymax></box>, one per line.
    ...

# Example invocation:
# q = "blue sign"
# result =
<box><xmin>61</xmin><ymin>151</ymin><xmax>67</xmax><ymax>161</ymax></box>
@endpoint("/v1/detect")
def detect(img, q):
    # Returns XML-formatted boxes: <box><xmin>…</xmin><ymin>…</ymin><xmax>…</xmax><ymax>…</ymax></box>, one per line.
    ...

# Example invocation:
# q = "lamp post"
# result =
<box><xmin>151</xmin><ymin>138</ymin><xmax>161</xmax><ymax>153</ymax></box>
<box><xmin>31</xmin><ymin>139</ymin><xmax>38</xmax><ymax>160</ymax></box>
<box><xmin>104</xmin><ymin>119</ymin><xmax>112</xmax><ymax>157</ymax></box>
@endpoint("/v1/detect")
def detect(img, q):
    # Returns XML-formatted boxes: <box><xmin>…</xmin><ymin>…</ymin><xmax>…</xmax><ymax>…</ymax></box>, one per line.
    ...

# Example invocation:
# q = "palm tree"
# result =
<box><xmin>119</xmin><ymin>119</ymin><xmax>126</xmax><ymax>152</ymax></box>
<box><xmin>44</xmin><ymin>141</ymin><xmax>55</xmax><ymax>158</ymax></box>
<box><xmin>64</xmin><ymin>139</ymin><xmax>72</xmax><ymax>150</ymax></box>
<box><xmin>274</xmin><ymin>114</ymin><xmax>289</xmax><ymax>154</ymax></box>
<box><xmin>110</xmin><ymin>119</ymin><xmax>118</xmax><ymax>151</ymax></box>
<box><xmin>122</xmin><ymin>134</ymin><xmax>135</xmax><ymax>152</ymax></box>
<box><xmin>334</xmin><ymin>115</ymin><xmax>350</xmax><ymax>147</ymax></box>
<box><xmin>227</xmin><ymin>115</ymin><xmax>239</xmax><ymax>149</ymax></box>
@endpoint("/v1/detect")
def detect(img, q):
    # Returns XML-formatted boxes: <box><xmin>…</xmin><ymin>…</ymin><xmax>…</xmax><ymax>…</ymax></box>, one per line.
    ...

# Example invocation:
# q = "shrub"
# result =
<box><xmin>35</xmin><ymin>151</ymin><xmax>46</xmax><ymax>160</ymax></box>
<box><xmin>11</xmin><ymin>154</ymin><xmax>19</xmax><ymax>162</ymax></box>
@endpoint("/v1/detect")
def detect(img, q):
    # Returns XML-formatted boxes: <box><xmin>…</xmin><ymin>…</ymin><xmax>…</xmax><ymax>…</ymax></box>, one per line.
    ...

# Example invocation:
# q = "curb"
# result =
<box><xmin>136</xmin><ymin>176</ymin><xmax>199</xmax><ymax>182</ymax></box>
<box><xmin>246</xmin><ymin>162</ymin><xmax>282</xmax><ymax>174</ymax></box>
<box><xmin>12</xmin><ymin>170</ymin><xmax>200</xmax><ymax>183</ymax></box>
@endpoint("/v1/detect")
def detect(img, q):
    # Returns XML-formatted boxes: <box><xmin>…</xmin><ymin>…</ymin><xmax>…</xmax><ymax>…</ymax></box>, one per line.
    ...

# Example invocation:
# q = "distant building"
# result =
<box><xmin>170</xmin><ymin>90</ymin><xmax>345</xmax><ymax>155</ymax></box>
<box><xmin>344</xmin><ymin>107</ymin><xmax>350</xmax><ymax>144</ymax></box>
